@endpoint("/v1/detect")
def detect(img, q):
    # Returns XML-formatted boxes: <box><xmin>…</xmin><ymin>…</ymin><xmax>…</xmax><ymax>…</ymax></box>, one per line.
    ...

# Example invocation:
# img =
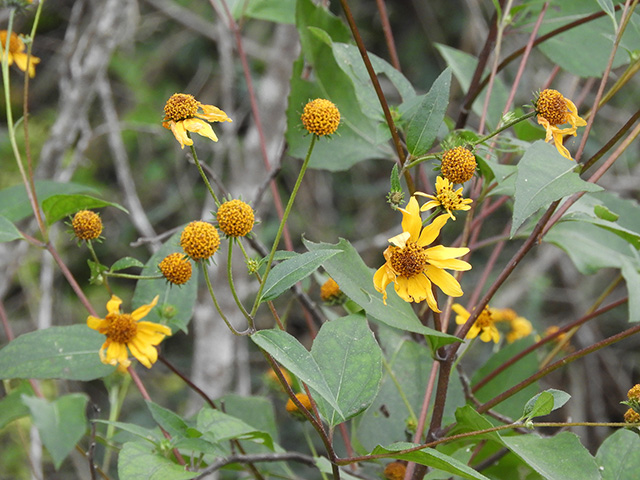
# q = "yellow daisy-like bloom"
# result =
<box><xmin>536</xmin><ymin>89</ymin><xmax>587</xmax><ymax>160</ymax></box>
<box><xmin>373</xmin><ymin>197</ymin><xmax>471</xmax><ymax>312</ymax></box>
<box><xmin>383</xmin><ymin>461</ymin><xmax>407</xmax><ymax>480</ymax></box>
<box><xmin>320</xmin><ymin>277</ymin><xmax>343</xmax><ymax>303</ymax></box>
<box><xmin>216</xmin><ymin>199</ymin><xmax>255</xmax><ymax>237</ymax></box>
<box><xmin>0</xmin><ymin>31</ymin><xmax>40</xmax><ymax>78</ymax></box>
<box><xmin>162</xmin><ymin>93</ymin><xmax>232</xmax><ymax>149</ymax></box>
<box><xmin>624</xmin><ymin>408</ymin><xmax>640</xmax><ymax>424</ymax></box>
<box><xmin>454</xmin><ymin>303</ymin><xmax>500</xmax><ymax>343</ymax></box>
<box><xmin>72</xmin><ymin>210</ymin><xmax>103</xmax><ymax>240</ymax></box>
<box><xmin>628</xmin><ymin>384</ymin><xmax>640</xmax><ymax>401</ymax></box>
<box><xmin>416</xmin><ymin>176</ymin><xmax>473</xmax><ymax>220</ymax></box>
<box><xmin>87</xmin><ymin>295</ymin><xmax>171</xmax><ymax>369</ymax></box>
<box><xmin>180</xmin><ymin>221</ymin><xmax>220</xmax><ymax>260</ymax></box>
<box><xmin>301</xmin><ymin>98</ymin><xmax>340</xmax><ymax>136</ymax></box>
<box><xmin>440</xmin><ymin>147</ymin><xmax>476</xmax><ymax>184</ymax></box>
<box><xmin>158</xmin><ymin>253</ymin><xmax>192</xmax><ymax>285</ymax></box>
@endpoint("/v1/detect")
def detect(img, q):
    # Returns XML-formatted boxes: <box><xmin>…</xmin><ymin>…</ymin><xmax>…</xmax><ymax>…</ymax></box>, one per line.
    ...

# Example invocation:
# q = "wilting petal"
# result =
<box><xmin>106</xmin><ymin>296</ymin><xmax>122</xmax><ymax>315</ymax></box>
<box><xmin>183</xmin><ymin>117</ymin><xmax>218</xmax><ymax>142</ymax></box>
<box><xmin>400</xmin><ymin>197</ymin><xmax>422</xmax><ymax>241</ymax></box>
<box><xmin>417</xmin><ymin>214</ymin><xmax>449</xmax><ymax>247</ymax></box>
<box><xmin>128</xmin><ymin>339</ymin><xmax>154</xmax><ymax>368</ymax></box>
<box><xmin>87</xmin><ymin>316</ymin><xmax>106</xmax><ymax>332</ymax></box>
<box><xmin>425</xmin><ymin>265</ymin><xmax>463</xmax><ymax>297</ymax></box>
<box><xmin>453</xmin><ymin>304</ymin><xmax>470</xmax><ymax>324</ymax></box>
<box><xmin>388</xmin><ymin>231</ymin><xmax>410</xmax><ymax>248</ymax></box>
<box><xmin>198</xmin><ymin>104</ymin><xmax>233</xmax><ymax>123</ymax></box>
<box><xmin>106</xmin><ymin>342</ymin><xmax>128</xmax><ymax>366</ymax></box>
<box><xmin>566</xmin><ymin>99</ymin><xmax>587</xmax><ymax>127</ymax></box>
<box><xmin>137</xmin><ymin>321</ymin><xmax>172</xmax><ymax>342</ymax></box>
<box><xmin>170</xmin><ymin>121</ymin><xmax>193</xmax><ymax>149</ymax></box>
<box><xmin>373</xmin><ymin>264</ymin><xmax>393</xmax><ymax>304</ymax></box>
<box><xmin>551</xmin><ymin>131</ymin><xmax>572</xmax><ymax>160</ymax></box>
<box><xmin>131</xmin><ymin>296</ymin><xmax>159</xmax><ymax>321</ymax></box>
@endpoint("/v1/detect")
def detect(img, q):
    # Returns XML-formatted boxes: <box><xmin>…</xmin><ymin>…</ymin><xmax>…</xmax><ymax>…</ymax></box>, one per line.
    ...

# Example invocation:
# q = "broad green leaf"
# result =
<box><xmin>218</xmin><ymin>394</ymin><xmax>279</xmax><ymax>442</ymax></box>
<box><xmin>597</xmin><ymin>0</ymin><xmax>617</xmax><ymax>30</ymax></box>
<box><xmin>0</xmin><ymin>382</ymin><xmax>33</xmax><ymax>429</ymax></box>
<box><xmin>110</xmin><ymin>256</ymin><xmax>145</xmax><ymax>272</ymax></box>
<box><xmin>511</xmin><ymin>141</ymin><xmax>602</xmax><ymax>237</ymax></box>
<box><xmin>596</xmin><ymin>429</ymin><xmax>640</xmax><ymax>480</ymax></box>
<box><xmin>449</xmin><ymin>405</ymin><xmax>502</xmax><ymax>444</ymax></box>
<box><xmin>316</xmin><ymin>457</ymin><xmax>362</xmax><ymax>480</ymax></box>
<box><xmin>22</xmin><ymin>394</ymin><xmax>88</xmax><ymax>469</ymax></box>
<box><xmin>146</xmin><ymin>401</ymin><xmax>193</xmax><ymax>439</ymax></box>
<box><xmin>250</xmin><ymin>329</ymin><xmax>344</xmax><ymax>417</ymax></box>
<box><xmin>0</xmin><ymin>180</ymin><xmax>97</xmax><ymax>223</ymax></box>
<box><xmin>502</xmin><ymin>432</ymin><xmax>601</xmax><ymax>480</ymax></box>
<box><xmin>479</xmin><ymin>156</ymin><xmax>517</xmax><ymax>198</ymax></box>
<box><xmin>406</xmin><ymin>68</ymin><xmax>451</xmax><ymax>156</ymax></box>
<box><xmin>371</xmin><ymin>442</ymin><xmax>490</xmax><ymax>480</ymax></box>
<box><xmin>118</xmin><ymin>441</ymin><xmax>198</xmax><ymax>480</ymax></box>
<box><xmin>311</xmin><ymin>313</ymin><xmax>382</xmax><ymax>426</ymax></box>
<box><xmin>303</xmin><ymin>238</ymin><xmax>460</xmax><ymax>348</ymax></box>
<box><xmin>132</xmin><ymin>230</ymin><xmax>197</xmax><ymax>334</ymax></box>
<box><xmin>621</xmin><ymin>259</ymin><xmax>640</xmax><ymax>323</ymax></box>
<box><xmin>234</xmin><ymin>0</ymin><xmax>296</xmax><ymax>24</ymax></box>
<box><xmin>259</xmin><ymin>249</ymin><xmax>339</xmax><ymax>302</ymax></box>
<box><xmin>0</xmin><ymin>215</ymin><xmax>22</xmax><ymax>242</ymax></box>
<box><xmin>42</xmin><ymin>194</ymin><xmax>128</xmax><ymax>225</ymax></box>
<box><xmin>0</xmin><ymin>325</ymin><xmax>114</xmax><ymax>381</ymax></box>
<box><xmin>93</xmin><ymin>420</ymin><xmax>159</xmax><ymax>443</ymax></box>
<box><xmin>522</xmin><ymin>389</ymin><xmax>571</xmax><ymax>420</ymax></box>
<box><xmin>197</xmin><ymin>408</ymin><xmax>274</xmax><ymax>451</ymax></box>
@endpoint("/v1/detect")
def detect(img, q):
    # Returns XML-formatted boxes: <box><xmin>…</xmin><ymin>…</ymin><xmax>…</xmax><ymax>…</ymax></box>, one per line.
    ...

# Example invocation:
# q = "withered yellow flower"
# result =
<box><xmin>536</xmin><ymin>89</ymin><xmax>587</xmax><ymax>160</ymax></box>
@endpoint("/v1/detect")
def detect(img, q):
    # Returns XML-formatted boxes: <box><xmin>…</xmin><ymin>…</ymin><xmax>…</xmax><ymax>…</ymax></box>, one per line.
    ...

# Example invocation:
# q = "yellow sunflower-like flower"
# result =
<box><xmin>416</xmin><ymin>176</ymin><xmax>473</xmax><ymax>220</ymax></box>
<box><xmin>505</xmin><ymin>316</ymin><xmax>533</xmax><ymax>343</ymax></box>
<box><xmin>536</xmin><ymin>89</ymin><xmax>587</xmax><ymax>160</ymax></box>
<box><xmin>0</xmin><ymin>30</ymin><xmax>40</xmax><ymax>77</ymax></box>
<box><xmin>454</xmin><ymin>303</ymin><xmax>500</xmax><ymax>343</ymax></box>
<box><xmin>373</xmin><ymin>197</ymin><xmax>471</xmax><ymax>312</ymax></box>
<box><xmin>163</xmin><ymin>93</ymin><xmax>232</xmax><ymax>149</ymax></box>
<box><xmin>87</xmin><ymin>295</ymin><xmax>171</xmax><ymax>369</ymax></box>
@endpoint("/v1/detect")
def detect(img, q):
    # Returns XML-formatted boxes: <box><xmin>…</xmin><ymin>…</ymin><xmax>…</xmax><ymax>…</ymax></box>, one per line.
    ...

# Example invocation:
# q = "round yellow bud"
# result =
<box><xmin>301</xmin><ymin>98</ymin><xmax>340</xmax><ymax>136</ymax></box>
<box><xmin>441</xmin><ymin>146</ymin><xmax>476</xmax><ymax>185</ymax></box>
<box><xmin>217</xmin><ymin>199</ymin><xmax>255</xmax><ymax>237</ymax></box>
<box><xmin>180</xmin><ymin>221</ymin><xmax>220</xmax><ymax>260</ymax></box>
<box><xmin>159</xmin><ymin>253</ymin><xmax>193</xmax><ymax>285</ymax></box>
<box><xmin>72</xmin><ymin>210</ymin><xmax>103</xmax><ymax>240</ymax></box>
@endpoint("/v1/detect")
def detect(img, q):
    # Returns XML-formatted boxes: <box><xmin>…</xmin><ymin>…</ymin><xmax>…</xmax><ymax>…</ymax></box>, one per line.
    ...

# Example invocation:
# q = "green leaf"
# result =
<box><xmin>250</xmin><ymin>329</ymin><xmax>344</xmax><ymax>417</ymax></box>
<box><xmin>259</xmin><ymin>249</ymin><xmax>339</xmax><ymax>303</ymax></box>
<box><xmin>406</xmin><ymin>68</ymin><xmax>451</xmax><ymax>156</ymax></box>
<box><xmin>449</xmin><ymin>405</ymin><xmax>503</xmax><ymax>444</ymax></box>
<box><xmin>0</xmin><ymin>325</ymin><xmax>114</xmax><ymax>381</ymax></box>
<box><xmin>597</xmin><ymin>0</ymin><xmax>617</xmax><ymax>30</ymax></box>
<box><xmin>371</xmin><ymin>442</ymin><xmax>490</xmax><ymax>480</ymax></box>
<box><xmin>110</xmin><ymin>256</ymin><xmax>145</xmax><ymax>272</ymax></box>
<box><xmin>197</xmin><ymin>408</ymin><xmax>274</xmax><ymax>451</ymax></box>
<box><xmin>146</xmin><ymin>401</ymin><xmax>192</xmax><ymax>439</ymax></box>
<box><xmin>118</xmin><ymin>441</ymin><xmax>198</xmax><ymax>480</ymax></box>
<box><xmin>236</xmin><ymin>0</ymin><xmax>296</xmax><ymax>24</ymax></box>
<box><xmin>511</xmin><ymin>141</ymin><xmax>602</xmax><ymax>237</ymax></box>
<box><xmin>522</xmin><ymin>389</ymin><xmax>571</xmax><ymax>420</ymax></box>
<box><xmin>303</xmin><ymin>238</ymin><xmax>460</xmax><ymax>348</ymax></box>
<box><xmin>0</xmin><ymin>381</ymin><xmax>34</xmax><ymax>429</ymax></box>
<box><xmin>594</xmin><ymin>204</ymin><xmax>619</xmax><ymax>222</ymax></box>
<box><xmin>311</xmin><ymin>313</ymin><xmax>382</xmax><ymax>426</ymax></box>
<box><xmin>390</xmin><ymin>164</ymin><xmax>401</xmax><ymax>191</ymax></box>
<box><xmin>42</xmin><ymin>194</ymin><xmax>128</xmax><ymax>226</ymax></box>
<box><xmin>0</xmin><ymin>215</ymin><xmax>22</xmax><ymax>242</ymax></box>
<box><xmin>132</xmin><ymin>230</ymin><xmax>198</xmax><ymax>334</ymax></box>
<box><xmin>502</xmin><ymin>432</ymin><xmax>601</xmax><ymax>480</ymax></box>
<box><xmin>596</xmin><ymin>429</ymin><xmax>640</xmax><ymax>480</ymax></box>
<box><xmin>0</xmin><ymin>180</ymin><xmax>98</xmax><ymax>223</ymax></box>
<box><xmin>93</xmin><ymin>420</ymin><xmax>160</xmax><ymax>443</ymax></box>
<box><xmin>22</xmin><ymin>394</ymin><xmax>88</xmax><ymax>469</ymax></box>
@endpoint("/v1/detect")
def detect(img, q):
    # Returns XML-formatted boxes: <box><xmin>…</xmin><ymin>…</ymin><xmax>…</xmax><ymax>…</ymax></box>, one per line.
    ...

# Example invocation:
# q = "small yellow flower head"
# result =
<box><xmin>440</xmin><ymin>147</ymin><xmax>477</xmax><ymax>184</ymax></box>
<box><xmin>162</xmin><ymin>93</ymin><xmax>232</xmax><ymax>149</ymax></box>
<box><xmin>535</xmin><ymin>89</ymin><xmax>587</xmax><ymax>160</ymax></box>
<box><xmin>383</xmin><ymin>461</ymin><xmax>407</xmax><ymax>480</ymax></box>
<box><xmin>0</xmin><ymin>30</ymin><xmax>40</xmax><ymax>77</ymax></box>
<box><xmin>416</xmin><ymin>176</ymin><xmax>473</xmax><ymax>220</ymax></box>
<box><xmin>216</xmin><ymin>199</ymin><xmax>255</xmax><ymax>237</ymax></box>
<box><xmin>265</xmin><ymin>368</ymin><xmax>292</xmax><ymax>391</ymax></box>
<box><xmin>72</xmin><ymin>210</ymin><xmax>103</xmax><ymax>241</ymax></box>
<box><xmin>506</xmin><ymin>316</ymin><xmax>533</xmax><ymax>344</ymax></box>
<box><xmin>285</xmin><ymin>393</ymin><xmax>312</xmax><ymax>419</ymax></box>
<box><xmin>628</xmin><ymin>384</ymin><xmax>640</xmax><ymax>401</ymax></box>
<box><xmin>320</xmin><ymin>278</ymin><xmax>343</xmax><ymax>303</ymax></box>
<box><xmin>158</xmin><ymin>253</ymin><xmax>192</xmax><ymax>285</ymax></box>
<box><xmin>301</xmin><ymin>98</ymin><xmax>340</xmax><ymax>136</ymax></box>
<box><xmin>180</xmin><ymin>221</ymin><xmax>220</xmax><ymax>260</ymax></box>
<box><xmin>454</xmin><ymin>304</ymin><xmax>500</xmax><ymax>343</ymax></box>
<box><xmin>624</xmin><ymin>408</ymin><xmax>640</xmax><ymax>424</ymax></box>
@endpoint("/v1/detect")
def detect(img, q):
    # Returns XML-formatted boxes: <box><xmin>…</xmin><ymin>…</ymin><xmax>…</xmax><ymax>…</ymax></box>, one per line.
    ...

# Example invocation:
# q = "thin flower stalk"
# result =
<box><xmin>227</xmin><ymin>240</ymin><xmax>255</xmax><ymax>330</ymax></box>
<box><xmin>190</xmin><ymin>140</ymin><xmax>221</xmax><ymax>206</ymax></box>
<box><xmin>201</xmin><ymin>262</ymin><xmax>249</xmax><ymax>336</ymax></box>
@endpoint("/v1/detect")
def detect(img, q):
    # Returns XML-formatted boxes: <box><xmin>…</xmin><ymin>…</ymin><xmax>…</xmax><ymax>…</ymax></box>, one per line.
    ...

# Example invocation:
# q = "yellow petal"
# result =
<box><xmin>453</xmin><ymin>304</ymin><xmax>469</xmax><ymax>324</ymax></box>
<box><xmin>128</xmin><ymin>340</ymin><xmax>154</xmax><ymax>368</ymax></box>
<box><xmin>132</xmin><ymin>295</ymin><xmax>159</xmax><ymax>321</ymax></box>
<box><xmin>565</xmin><ymin>99</ymin><xmax>587</xmax><ymax>127</ymax></box>
<box><xmin>87</xmin><ymin>316</ymin><xmax>105</xmax><ymax>331</ymax></box>
<box><xmin>426</xmin><ymin>245</ymin><xmax>470</xmax><ymax>261</ymax></box>
<box><xmin>106</xmin><ymin>296</ymin><xmax>122</xmax><ymax>315</ymax></box>
<box><xmin>428</xmin><ymin>257</ymin><xmax>472</xmax><ymax>271</ymax></box>
<box><xmin>388</xmin><ymin>231</ymin><xmax>410</xmax><ymax>248</ymax></box>
<box><xmin>106</xmin><ymin>342</ymin><xmax>128</xmax><ymax>366</ymax></box>
<box><xmin>183</xmin><ymin>117</ymin><xmax>218</xmax><ymax>142</ymax></box>
<box><xmin>425</xmin><ymin>266</ymin><xmax>463</xmax><ymax>297</ymax></box>
<box><xmin>420</xmin><ymin>200</ymin><xmax>440</xmax><ymax>212</ymax></box>
<box><xmin>373</xmin><ymin>264</ymin><xmax>393</xmax><ymax>305</ymax></box>
<box><xmin>170</xmin><ymin>121</ymin><xmax>193</xmax><ymax>149</ymax></box>
<box><xmin>400</xmin><ymin>197</ymin><xmax>422</xmax><ymax>241</ymax></box>
<box><xmin>137</xmin><ymin>321</ymin><xmax>172</xmax><ymax>341</ymax></box>
<box><xmin>198</xmin><ymin>104</ymin><xmax>233</xmax><ymax>123</ymax></box>
<box><xmin>417</xmin><ymin>214</ymin><xmax>449</xmax><ymax>247</ymax></box>
<box><xmin>551</xmin><ymin>131</ymin><xmax>572</xmax><ymax>160</ymax></box>
<box><xmin>467</xmin><ymin>324</ymin><xmax>480</xmax><ymax>339</ymax></box>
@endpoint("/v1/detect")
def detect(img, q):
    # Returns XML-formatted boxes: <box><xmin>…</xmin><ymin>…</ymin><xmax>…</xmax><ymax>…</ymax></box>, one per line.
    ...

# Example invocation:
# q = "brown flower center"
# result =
<box><xmin>164</xmin><ymin>93</ymin><xmax>199</xmax><ymax>122</ymax></box>
<box><xmin>437</xmin><ymin>185</ymin><xmax>463</xmax><ymax>211</ymax></box>
<box><xmin>301</xmin><ymin>98</ymin><xmax>341</xmax><ymax>136</ymax></box>
<box><xmin>390</xmin><ymin>243</ymin><xmax>427</xmax><ymax>277</ymax></box>
<box><xmin>474</xmin><ymin>307</ymin><xmax>493</xmax><ymax>328</ymax></box>
<box><xmin>105</xmin><ymin>313</ymin><xmax>137</xmax><ymax>343</ymax></box>
<box><xmin>536</xmin><ymin>89</ymin><xmax>568</xmax><ymax>126</ymax></box>
<box><xmin>217</xmin><ymin>200</ymin><xmax>255</xmax><ymax>237</ymax></box>
<box><xmin>441</xmin><ymin>147</ymin><xmax>476</xmax><ymax>185</ymax></box>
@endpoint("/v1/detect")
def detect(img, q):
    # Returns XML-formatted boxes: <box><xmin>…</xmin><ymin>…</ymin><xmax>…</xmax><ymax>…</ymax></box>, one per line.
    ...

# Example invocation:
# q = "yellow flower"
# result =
<box><xmin>301</xmin><ymin>98</ymin><xmax>340</xmax><ymax>136</ymax></box>
<box><xmin>0</xmin><ymin>31</ymin><xmax>40</xmax><ymax>77</ymax></box>
<box><xmin>624</xmin><ymin>408</ymin><xmax>640</xmax><ymax>424</ymax></box>
<box><xmin>71</xmin><ymin>210</ymin><xmax>103</xmax><ymax>241</ymax></box>
<box><xmin>285</xmin><ymin>393</ymin><xmax>312</xmax><ymax>420</ymax></box>
<box><xmin>383</xmin><ymin>461</ymin><xmax>407</xmax><ymax>480</ymax></box>
<box><xmin>162</xmin><ymin>93</ymin><xmax>232</xmax><ymax>149</ymax></box>
<box><xmin>216</xmin><ymin>199</ymin><xmax>255</xmax><ymax>237</ymax></box>
<box><xmin>320</xmin><ymin>277</ymin><xmax>344</xmax><ymax>304</ymax></box>
<box><xmin>536</xmin><ymin>89</ymin><xmax>587</xmax><ymax>160</ymax></box>
<box><xmin>505</xmin><ymin>316</ymin><xmax>532</xmax><ymax>343</ymax></box>
<box><xmin>180</xmin><ymin>221</ymin><xmax>220</xmax><ymax>260</ymax></box>
<box><xmin>373</xmin><ymin>197</ymin><xmax>471</xmax><ymax>312</ymax></box>
<box><xmin>440</xmin><ymin>146</ymin><xmax>476</xmax><ymax>184</ymax></box>
<box><xmin>87</xmin><ymin>295</ymin><xmax>171</xmax><ymax>369</ymax></box>
<box><xmin>416</xmin><ymin>176</ymin><xmax>473</xmax><ymax>220</ymax></box>
<box><xmin>454</xmin><ymin>303</ymin><xmax>500</xmax><ymax>343</ymax></box>
<box><xmin>158</xmin><ymin>253</ymin><xmax>192</xmax><ymax>285</ymax></box>
<box><xmin>628</xmin><ymin>384</ymin><xmax>640</xmax><ymax>401</ymax></box>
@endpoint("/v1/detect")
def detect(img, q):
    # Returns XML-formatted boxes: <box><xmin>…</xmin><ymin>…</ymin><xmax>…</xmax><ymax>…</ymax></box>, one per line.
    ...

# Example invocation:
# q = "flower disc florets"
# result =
<box><xmin>216</xmin><ymin>199</ymin><xmax>255</xmax><ymax>237</ymax></box>
<box><xmin>389</xmin><ymin>243</ymin><xmax>428</xmax><ymax>278</ymax></box>
<box><xmin>159</xmin><ymin>253</ymin><xmax>192</xmax><ymax>285</ymax></box>
<box><xmin>384</xmin><ymin>462</ymin><xmax>407</xmax><ymax>480</ymax></box>
<box><xmin>536</xmin><ymin>89</ymin><xmax>569</xmax><ymax>126</ymax></box>
<box><xmin>180</xmin><ymin>221</ymin><xmax>220</xmax><ymax>260</ymax></box>
<box><xmin>320</xmin><ymin>278</ymin><xmax>343</xmax><ymax>303</ymax></box>
<box><xmin>72</xmin><ymin>210</ymin><xmax>103</xmax><ymax>240</ymax></box>
<box><xmin>301</xmin><ymin>98</ymin><xmax>340</xmax><ymax>136</ymax></box>
<box><xmin>286</xmin><ymin>393</ymin><xmax>312</xmax><ymax>417</ymax></box>
<box><xmin>625</xmin><ymin>408</ymin><xmax>640</xmax><ymax>424</ymax></box>
<box><xmin>441</xmin><ymin>147</ymin><xmax>476</xmax><ymax>184</ymax></box>
<box><xmin>628</xmin><ymin>384</ymin><xmax>640</xmax><ymax>401</ymax></box>
<box><xmin>164</xmin><ymin>93</ymin><xmax>200</xmax><ymax>122</ymax></box>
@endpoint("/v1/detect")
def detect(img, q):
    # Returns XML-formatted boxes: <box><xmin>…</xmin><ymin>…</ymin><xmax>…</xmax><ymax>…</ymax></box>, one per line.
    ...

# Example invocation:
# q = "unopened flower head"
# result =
<box><xmin>624</xmin><ymin>408</ymin><xmax>640</xmax><ymax>424</ymax></box>
<box><xmin>440</xmin><ymin>147</ymin><xmax>476</xmax><ymax>184</ymax></box>
<box><xmin>158</xmin><ymin>253</ymin><xmax>192</xmax><ymax>285</ymax></box>
<box><xmin>216</xmin><ymin>199</ymin><xmax>255</xmax><ymax>237</ymax></box>
<box><xmin>383</xmin><ymin>461</ymin><xmax>407</xmax><ymax>480</ymax></box>
<box><xmin>180</xmin><ymin>221</ymin><xmax>220</xmax><ymax>260</ymax></box>
<box><xmin>285</xmin><ymin>393</ymin><xmax>312</xmax><ymax>420</ymax></box>
<box><xmin>0</xmin><ymin>30</ymin><xmax>40</xmax><ymax>77</ymax></box>
<box><xmin>416</xmin><ymin>176</ymin><xmax>473</xmax><ymax>220</ymax></box>
<box><xmin>535</xmin><ymin>89</ymin><xmax>586</xmax><ymax>160</ymax></box>
<box><xmin>373</xmin><ymin>197</ymin><xmax>471</xmax><ymax>312</ymax></box>
<box><xmin>320</xmin><ymin>277</ymin><xmax>344</xmax><ymax>304</ymax></box>
<box><xmin>454</xmin><ymin>304</ymin><xmax>500</xmax><ymax>343</ymax></box>
<box><xmin>162</xmin><ymin>93</ymin><xmax>232</xmax><ymax>149</ymax></box>
<box><xmin>87</xmin><ymin>295</ymin><xmax>171</xmax><ymax>369</ymax></box>
<box><xmin>72</xmin><ymin>210</ymin><xmax>103</xmax><ymax>241</ymax></box>
<box><xmin>301</xmin><ymin>98</ymin><xmax>340</xmax><ymax>136</ymax></box>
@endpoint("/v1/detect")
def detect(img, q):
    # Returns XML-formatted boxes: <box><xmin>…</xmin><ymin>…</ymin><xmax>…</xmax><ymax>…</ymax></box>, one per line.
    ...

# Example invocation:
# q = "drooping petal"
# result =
<box><xmin>373</xmin><ymin>264</ymin><xmax>393</xmax><ymax>304</ymax></box>
<box><xmin>183</xmin><ymin>117</ymin><xmax>219</xmax><ymax>142</ymax></box>
<box><xmin>106</xmin><ymin>296</ymin><xmax>122</xmax><ymax>315</ymax></box>
<box><xmin>419</xmin><ymin>199</ymin><xmax>440</xmax><ymax>212</ymax></box>
<box><xmin>565</xmin><ymin>99</ymin><xmax>587</xmax><ymax>127</ymax></box>
<box><xmin>131</xmin><ymin>295</ymin><xmax>159</xmax><ymax>321</ymax></box>
<box><xmin>417</xmin><ymin>214</ymin><xmax>449</xmax><ymax>247</ymax></box>
<box><xmin>106</xmin><ymin>342</ymin><xmax>128</xmax><ymax>367</ymax></box>
<box><xmin>137</xmin><ymin>321</ymin><xmax>172</xmax><ymax>341</ymax></box>
<box><xmin>453</xmin><ymin>304</ymin><xmax>470</xmax><ymax>324</ymax></box>
<box><xmin>87</xmin><ymin>316</ymin><xmax>106</xmax><ymax>332</ymax></box>
<box><xmin>128</xmin><ymin>339</ymin><xmax>154</xmax><ymax>368</ymax></box>
<box><xmin>467</xmin><ymin>324</ymin><xmax>480</xmax><ymax>339</ymax></box>
<box><xmin>388</xmin><ymin>231</ymin><xmax>410</xmax><ymax>248</ymax></box>
<box><xmin>551</xmin><ymin>130</ymin><xmax>572</xmax><ymax>160</ymax></box>
<box><xmin>198</xmin><ymin>104</ymin><xmax>233</xmax><ymax>123</ymax></box>
<box><xmin>425</xmin><ymin>265</ymin><xmax>463</xmax><ymax>297</ymax></box>
<box><xmin>170</xmin><ymin>121</ymin><xmax>193</xmax><ymax>149</ymax></box>
<box><xmin>12</xmin><ymin>52</ymin><xmax>39</xmax><ymax>78</ymax></box>
<box><xmin>400</xmin><ymin>197</ymin><xmax>422</xmax><ymax>241</ymax></box>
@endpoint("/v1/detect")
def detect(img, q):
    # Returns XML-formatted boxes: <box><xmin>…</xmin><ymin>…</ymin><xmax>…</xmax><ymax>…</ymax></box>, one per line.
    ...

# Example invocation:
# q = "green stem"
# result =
<box><xmin>381</xmin><ymin>356</ymin><xmax>417</xmax><ymax>424</ymax></box>
<box><xmin>189</xmin><ymin>139</ymin><xmax>220</xmax><ymax>207</ymax></box>
<box><xmin>401</xmin><ymin>153</ymin><xmax>438</xmax><ymax>173</ymax></box>
<box><xmin>201</xmin><ymin>261</ymin><xmax>248</xmax><ymax>336</ymax></box>
<box><xmin>86</xmin><ymin>240</ymin><xmax>112</xmax><ymax>295</ymax></box>
<box><xmin>104</xmin><ymin>272</ymin><xmax>164</xmax><ymax>280</ymax></box>
<box><xmin>227</xmin><ymin>240</ymin><xmax>255</xmax><ymax>330</ymax></box>
<box><xmin>472</xmin><ymin>110</ymin><xmax>537</xmax><ymax>145</ymax></box>
<box><xmin>101</xmin><ymin>374</ymin><xmax>131</xmax><ymax>471</ymax></box>
<box><xmin>250</xmin><ymin>135</ymin><xmax>317</xmax><ymax>317</ymax></box>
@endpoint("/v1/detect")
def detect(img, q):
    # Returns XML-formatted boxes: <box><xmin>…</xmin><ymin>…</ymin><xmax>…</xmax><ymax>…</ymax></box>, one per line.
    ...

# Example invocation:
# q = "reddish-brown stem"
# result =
<box><xmin>374</xmin><ymin>0</ymin><xmax>400</xmax><ymax>71</ymax></box>
<box><xmin>158</xmin><ymin>354</ymin><xmax>216</xmax><ymax>408</ymax></box>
